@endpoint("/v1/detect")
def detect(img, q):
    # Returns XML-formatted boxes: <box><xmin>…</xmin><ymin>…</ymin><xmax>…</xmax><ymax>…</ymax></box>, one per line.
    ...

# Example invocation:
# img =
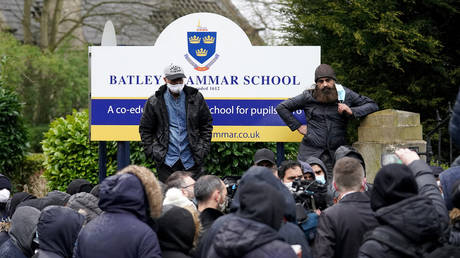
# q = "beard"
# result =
<box><xmin>313</xmin><ymin>84</ymin><xmax>338</xmax><ymax>103</ymax></box>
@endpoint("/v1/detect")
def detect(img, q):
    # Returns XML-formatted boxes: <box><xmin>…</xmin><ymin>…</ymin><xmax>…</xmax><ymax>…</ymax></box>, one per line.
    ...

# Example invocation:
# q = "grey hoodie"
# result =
<box><xmin>9</xmin><ymin>206</ymin><xmax>41</xmax><ymax>257</ymax></box>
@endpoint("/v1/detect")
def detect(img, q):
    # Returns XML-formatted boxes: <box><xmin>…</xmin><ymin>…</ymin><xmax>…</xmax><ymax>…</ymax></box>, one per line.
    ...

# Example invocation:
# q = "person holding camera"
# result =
<box><xmin>313</xmin><ymin>157</ymin><xmax>378</xmax><ymax>258</ymax></box>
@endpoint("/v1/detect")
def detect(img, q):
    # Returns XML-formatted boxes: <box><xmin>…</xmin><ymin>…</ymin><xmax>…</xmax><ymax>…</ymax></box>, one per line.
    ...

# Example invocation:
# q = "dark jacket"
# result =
<box><xmin>449</xmin><ymin>217</ymin><xmax>460</xmax><ymax>245</ymax></box>
<box><xmin>313</xmin><ymin>192</ymin><xmax>378</xmax><ymax>258</ymax></box>
<box><xmin>440</xmin><ymin>166</ymin><xmax>460</xmax><ymax>211</ymax></box>
<box><xmin>74</xmin><ymin>166</ymin><xmax>163</xmax><ymax>258</ymax></box>
<box><xmin>35</xmin><ymin>206</ymin><xmax>84</xmax><ymax>258</ymax></box>
<box><xmin>358</xmin><ymin>160</ymin><xmax>450</xmax><ymax>258</ymax></box>
<box><xmin>204</xmin><ymin>179</ymin><xmax>297</xmax><ymax>258</ymax></box>
<box><xmin>276</xmin><ymin>86</ymin><xmax>378</xmax><ymax>159</ymax></box>
<box><xmin>199</xmin><ymin>208</ymin><xmax>224</xmax><ymax>235</ymax></box>
<box><xmin>139</xmin><ymin>85</ymin><xmax>213</xmax><ymax>166</ymax></box>
<box><xmin>0</xmin><ymin>206</ymin><xmax>41</xmax><ymax>258</ymax></box>
<box><xmin>450</xmin><ymin>88</ymin><xmax>460</xmax><ymax>148</ymax></box>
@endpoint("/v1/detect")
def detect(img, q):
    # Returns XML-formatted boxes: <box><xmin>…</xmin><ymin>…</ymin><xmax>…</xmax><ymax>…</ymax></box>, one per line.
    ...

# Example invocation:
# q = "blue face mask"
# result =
<box><xmin>316</xmin><ymin>174</ymin><xmax>326</xmax><ymax>184</ymax></box>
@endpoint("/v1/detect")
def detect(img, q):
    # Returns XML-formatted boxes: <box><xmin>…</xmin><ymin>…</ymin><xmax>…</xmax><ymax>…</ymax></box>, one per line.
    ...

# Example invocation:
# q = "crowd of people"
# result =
<box><xmin>0</xmin><ymin>144</ymin><xmax>460</xmax><ymax>257</ymax></box>
<box><xmin>0</xmin><ymin>64</ymin><xmax>459</xmax><ymax>257</ymax></box>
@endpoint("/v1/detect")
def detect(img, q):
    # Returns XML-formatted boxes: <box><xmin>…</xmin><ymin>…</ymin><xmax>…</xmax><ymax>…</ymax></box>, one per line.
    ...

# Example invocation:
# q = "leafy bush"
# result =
<box><xmin>0</xmin><ymin>86</ymin><xmax>28</xmax><ymax>181</ymax></box>
<box><xmin>42</xmin><ymin>110</ymin><xmax>118</xmax><ymax>191</ymax></box>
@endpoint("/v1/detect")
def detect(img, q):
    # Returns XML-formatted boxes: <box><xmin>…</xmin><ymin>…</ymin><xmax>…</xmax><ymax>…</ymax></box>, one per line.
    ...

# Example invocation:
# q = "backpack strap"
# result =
<box><xmin>365</xmin><ymin>226</ymin><xmax>420</xmax><ymax>257</ymax></box>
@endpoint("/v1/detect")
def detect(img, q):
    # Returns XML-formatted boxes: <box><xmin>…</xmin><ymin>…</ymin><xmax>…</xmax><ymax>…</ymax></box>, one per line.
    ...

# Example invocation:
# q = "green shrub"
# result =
<box><xmin>13</xmin><ymin>153</ymin><xmax>45</xmax><ymax>192</ymax></box>
<box><xmin>0</xmin><ymin>86</ymin><xmax>28</xmax><ymax>181</ymax></box>
<box><xmin>42</xmin><ymin>110</ymin><xmax>118</xmax><ymax>191</ymax></box>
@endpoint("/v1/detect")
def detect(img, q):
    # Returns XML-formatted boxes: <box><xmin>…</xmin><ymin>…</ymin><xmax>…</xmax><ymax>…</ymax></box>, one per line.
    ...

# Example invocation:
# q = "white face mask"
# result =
<box><xmin>0</xmin><ymin>189</ymin><xmax>10</xmax><ymax>203</ymax></box>
<box><xmin>167</xmin><ymin>83</ymin><xmax>184</xmax><ymax>94</ymax></box>
<box><xmin>283</xmin><ymin>181</ymin><xmax>293</xmax><ymax>190</ymax></box>
<box><xmin>316</xmin><ymin>174</ymin><xmax>326</xmax><ymax>184</ymax></box>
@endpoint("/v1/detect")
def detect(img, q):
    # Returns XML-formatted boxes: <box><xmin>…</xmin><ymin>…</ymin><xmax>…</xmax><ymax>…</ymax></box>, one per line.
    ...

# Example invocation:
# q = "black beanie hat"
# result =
<box><xmin>0</xmin><ymin>174</ymin><xmax>11</xmax><ymax>191</ymax></box>
<box><xmin>315</xmin><ymin>64</ymin><xmax>337</xmax><ymax>82</ymax></box>
<box><xmin>371</xmin><ymin>164</ymin><xmax>418</xmax><ymax>211</ymax></box>
<box><xmin>67</xmin><ymin>179</ymin><xmax>93</xmax><ymax>195</ymax></box>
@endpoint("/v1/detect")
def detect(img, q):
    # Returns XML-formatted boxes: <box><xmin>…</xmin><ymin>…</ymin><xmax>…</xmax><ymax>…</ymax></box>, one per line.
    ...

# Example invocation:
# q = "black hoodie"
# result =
<box><xmin>36</xmin><ymin>206</ymin><xmax>85</xmax><ymax>258</ymax></box>
<box><xmin>205</xmin><ymin>180</ymin><xmax>297</xmax><ymax>258</ymax></box>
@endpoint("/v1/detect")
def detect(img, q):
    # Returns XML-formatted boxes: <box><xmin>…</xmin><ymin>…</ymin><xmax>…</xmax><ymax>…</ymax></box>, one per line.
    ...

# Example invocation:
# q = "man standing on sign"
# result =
<box><xmin>276</xmin><ymin>64</ymin><xmax>378</xmax><ymax>182</ymax></box>
<box><xmin>139</xmin><ymin>64</ymin><xmax>213</xmax><ymax>182</ymax></box>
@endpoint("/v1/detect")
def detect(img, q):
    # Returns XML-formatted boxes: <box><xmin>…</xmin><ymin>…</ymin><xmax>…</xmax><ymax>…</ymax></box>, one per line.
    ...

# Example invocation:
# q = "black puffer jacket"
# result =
<box><xmin>276</xmin><ymin>86</ymin><xmax>378</xmax><ymax>159</ymax></box>
<box><xmin>359</xmin><ymin>160</ymin><xmax>449</xmax><ymax>258</ymax></box>
<box><xmin>358</xmin><ymin>196</ymin><xmax>442</xmax><ymax>258</ymax></box>
<box><xmin>139</xmin><ymin>85</ymin><xmax>213</xmax><ymax>166</ymax></box>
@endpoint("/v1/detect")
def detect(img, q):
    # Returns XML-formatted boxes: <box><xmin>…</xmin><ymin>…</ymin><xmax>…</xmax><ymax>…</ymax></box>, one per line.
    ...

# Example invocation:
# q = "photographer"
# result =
<box><xmin>313</xmin><ymin>157</ymin><xmax>378</xmax><ymax>258</ymax></box>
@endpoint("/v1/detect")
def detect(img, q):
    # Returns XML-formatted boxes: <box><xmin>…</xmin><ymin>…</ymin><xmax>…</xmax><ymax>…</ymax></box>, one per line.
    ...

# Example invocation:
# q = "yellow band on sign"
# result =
<box><xmin>90</xmin><ymin>125</ymin><xmax>303</xmax><ymax>142</ymax></box>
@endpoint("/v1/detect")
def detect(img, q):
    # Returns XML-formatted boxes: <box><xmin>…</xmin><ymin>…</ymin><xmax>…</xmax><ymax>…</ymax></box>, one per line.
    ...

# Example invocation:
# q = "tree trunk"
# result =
<box><xmin>40</xmin><ymin>0</ymin><xmax>51</xmax><ymax>50</ymax></box>
<box><xmin>49</xmin><ymin>0</ymin><xmax>63</xmax><ymax>51</ymax></box>
<box><xmin>23</xmin><ymin>0</ymin><xmax>33</xmax><ymax>44</ymax></box>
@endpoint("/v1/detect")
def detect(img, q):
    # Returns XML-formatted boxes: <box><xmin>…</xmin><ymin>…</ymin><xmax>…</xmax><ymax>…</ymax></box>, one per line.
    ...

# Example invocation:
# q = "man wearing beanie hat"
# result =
<box><xmin>358</xmin><ymin>149</ymin><xmax>449</xmax><ymax>258</ymax></box>
<box><xmin>277</xmin><ymin>64</ymin><xmax>378</xmax><ymax>182</ymax></box>
<box><xmin>140</xmin><ymin>63</ymin><xmax>213</xmax><ymax>182</ymax></box>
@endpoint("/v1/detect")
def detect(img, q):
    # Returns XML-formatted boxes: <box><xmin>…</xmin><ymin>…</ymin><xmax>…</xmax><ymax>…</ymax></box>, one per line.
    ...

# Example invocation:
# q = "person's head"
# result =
<box><xmin>194</xmin><ymin>175</ymin><xmax>227</xmax><ymax>212</ymax></box>
<box><xmin>166</xmin><ymin>171</ymin><xmax>195</xmax><ymax>200</ymax></box>
<box><xmin>299</xmin><ymin>160</ymin><xmax>315</xmax><ymax>181</ymax></box>
<box><xmin>333</xmin><ymin>157</ymin><xmax>365</xmax><ymax>196</ymax></box>
<box><xmin>278</xmin><ymin>160</ymin><xmax>303</xmax><ymax>184</ymax></box>
<box><xmin>371</xmin><ymin>164</ymin><xmax>418</xmax><ymax>211</ymax></box>
<box><xmin>0</xmin><ymin>174</ymin><xmax>11</xmax><ymax>204</ymax></box>
<box><xmin>313</xmin><ymin>64</ymin><xmax>338</xmax><ymax>103</ymax></box>
<box><xmin>163</xmin><ymin>63</ymin><xmax>186</xmax><ymax>94</ymax></box>
<box><xmin>311</xmin><ymin>164</ymin><xmax>326</xmax><ymax>184</ymax></box>
<box><xmin>253</xmin><ymin>148</ymin><xmax>278</xmax><ymax>177</ymax></box>
<box><xmin>66</xmin><ymin>179</ymin><xmax>93</xmax><ymax>195</ymax></box>
<box><xmin>334</xmin><ymin>146</ymin><xmax>366</xmax><ymax>174</ymax></box>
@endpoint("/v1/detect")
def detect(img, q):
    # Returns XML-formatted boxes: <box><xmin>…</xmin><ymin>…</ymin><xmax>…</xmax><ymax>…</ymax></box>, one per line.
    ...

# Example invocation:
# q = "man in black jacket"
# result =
<box><xmin>276</xmin><ymin>64</ymin><xmax>378</xmax><ymax>181</ymax></box>
<box><xmin>139</xmin><ymin>64</ymin><xmax>213</xmax><ymax>182</ymax></box>
<box><xmin>313</xmin><ymin>157</ymin><xmax>378</xmax><ymax>258</ymax></box>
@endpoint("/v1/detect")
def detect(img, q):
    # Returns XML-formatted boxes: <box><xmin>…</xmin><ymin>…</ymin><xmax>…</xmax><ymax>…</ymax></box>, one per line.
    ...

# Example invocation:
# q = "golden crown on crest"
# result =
<box><xmin>196</xmin><ymin>48</ymin><xmax>208</xmax><ymax>57</ymax></box>
<box><xmin>203</xmin><ymin>35</ymin><xmax>215</xmax><ymax>44</ymax></box>
<box><xmin>189</xmin><ymin>35</ymin><xmax>200</xmax><ymax>44</ymax></box>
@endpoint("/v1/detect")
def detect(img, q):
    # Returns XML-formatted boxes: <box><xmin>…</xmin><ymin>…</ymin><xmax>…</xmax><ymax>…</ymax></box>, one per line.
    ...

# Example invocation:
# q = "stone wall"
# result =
<box><xmin>353</xmin><ymin>109</ymin><xmax>426</xmax><ymax>182</ymax></box>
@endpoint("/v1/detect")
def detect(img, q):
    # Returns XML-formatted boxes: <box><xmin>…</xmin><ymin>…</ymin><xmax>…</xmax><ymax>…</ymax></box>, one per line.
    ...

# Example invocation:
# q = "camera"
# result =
<box><xmin>291</xmin><ymin>178</ymin><xmax>328</xmax><ymax>212</ymax></box>
<box><xmin>222</xmin><ymin>176</ymin><xmax>241</xmax><ymax>213</ymax></box>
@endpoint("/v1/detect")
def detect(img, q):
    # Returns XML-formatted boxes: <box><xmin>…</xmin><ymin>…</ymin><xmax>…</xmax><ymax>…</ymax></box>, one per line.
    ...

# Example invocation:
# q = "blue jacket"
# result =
<box><xmin>74</xmin><ymin>173</ymin><xmax>161</xmax><ymax>258</ymax></box>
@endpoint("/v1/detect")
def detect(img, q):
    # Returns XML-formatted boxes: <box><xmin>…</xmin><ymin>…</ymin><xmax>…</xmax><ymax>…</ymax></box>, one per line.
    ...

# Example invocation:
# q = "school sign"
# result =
<box><xmin>90</xmin><ymin>13</ymin><xmax>320</xmax><ymax>142</ymax></box>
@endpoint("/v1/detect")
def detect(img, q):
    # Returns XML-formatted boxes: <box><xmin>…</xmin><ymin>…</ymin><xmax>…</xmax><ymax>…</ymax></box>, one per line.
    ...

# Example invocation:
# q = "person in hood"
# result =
<box><xmin>18</xmin><ymin>191</ymin><xmax>70</xmax><ymax>211</ymax></box>
<box><xmin>198</xmin><ymin>166</ymin><xmax>311</xmax><ymax>258</ymax></box>
<box><xmin>139</xmin><ymin>63</ymin><xmax>213</xmax><ymax>182</ymax></box>
<box><xmin>304</xmin><ymin>157</ymin><xmax>328</xmax><ymax>185</ymax></box>
<box><xmin>35</xmin><ymin>206</ymin><xmax>85</xmax><ymax>258</ymax></box>
<box><xmin>276</xmin><ymin>64</ymin><xmax>378</xmax><ymax>180</ymax></box>
<box><xmin>0</xmin><ymin>174</ymin><xmax>11</xmax><ymax>221</ymax></box>
<box><xmin>74</xmin><ymin>165</ymin><xmax>162</xmax><ymax>258</ymax></box>
<box><xmin>440</xmin><ymin>164</ymin><xmax>460</xmax><ymax>211</ymax></box>
<box><xmin>204</xmin><ymin>179</ymin><xmax>297</xmax><ymax>258</ymax></box>
<box><xmin>66</xmin><ymin>179</ymin><xmax>93</xmax><ymax>195</ymax></box>
<box><xmin>358</xmin><ymin>149</ymin><xmax>449</xmax><ymax>258</ymax></box>
<box><xmin>6</xmin><ymin>192</ymin><xmax>37</xmax><ymax>218</ymax></box>
<box><xmin>66</xmin><ymin>192</ymin><xmax>102</xmax><ymax>225</ymax></box>
<box><xmin>0</xmin><ymin>206</ymin><xmax>40</xmax><ymax>258</ymax></box>
<box><xmin>448</xmin><ymin>179</ymin><xmax>460</xmax><ymax>245</ymax></box>
<box><xmin>157</xmin><ymin>206</ymin><xmax>198</xmax><ymax>258</ymax></box>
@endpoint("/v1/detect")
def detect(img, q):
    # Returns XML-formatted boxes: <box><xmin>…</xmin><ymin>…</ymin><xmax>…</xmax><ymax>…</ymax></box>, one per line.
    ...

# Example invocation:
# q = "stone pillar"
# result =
<box><xmin>353</xmin><ymin>109</ymin><xmax>426</xmax><ymax>183</ymax></box>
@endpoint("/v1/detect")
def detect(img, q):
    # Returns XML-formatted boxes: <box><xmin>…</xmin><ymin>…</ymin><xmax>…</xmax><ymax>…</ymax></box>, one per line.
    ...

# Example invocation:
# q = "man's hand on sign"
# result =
<box><xmin>297</xmin><ymin>125</ymin><xmax>307</xmax><ymax>135</ymax></box>
<box><xmin>338</xmin><ymin>103</ymin><xmax>353</xmax><ymax>115</ymax></box>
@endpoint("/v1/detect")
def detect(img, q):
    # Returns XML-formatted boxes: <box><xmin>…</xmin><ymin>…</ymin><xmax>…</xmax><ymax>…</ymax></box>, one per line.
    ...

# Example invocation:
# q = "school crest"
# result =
<box><xmin>185</xmin><ymin>21</ymin><xmax>219</xmax><ymax>71</ymax></box>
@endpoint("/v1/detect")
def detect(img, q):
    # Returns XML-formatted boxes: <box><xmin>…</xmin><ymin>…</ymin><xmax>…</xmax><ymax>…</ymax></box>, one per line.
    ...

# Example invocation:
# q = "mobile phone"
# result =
<box><xmin>381</xmin><ymin>153</ymin><xmax>402</xmax><ymax>166</ymax></box>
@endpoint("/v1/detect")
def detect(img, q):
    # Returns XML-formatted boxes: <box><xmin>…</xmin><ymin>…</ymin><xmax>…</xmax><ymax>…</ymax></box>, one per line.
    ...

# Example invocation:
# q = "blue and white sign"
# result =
<box><xmin>90</xmin><ymin>13</ymin><xmax>320</xmax><ymax>141</ymax></box>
